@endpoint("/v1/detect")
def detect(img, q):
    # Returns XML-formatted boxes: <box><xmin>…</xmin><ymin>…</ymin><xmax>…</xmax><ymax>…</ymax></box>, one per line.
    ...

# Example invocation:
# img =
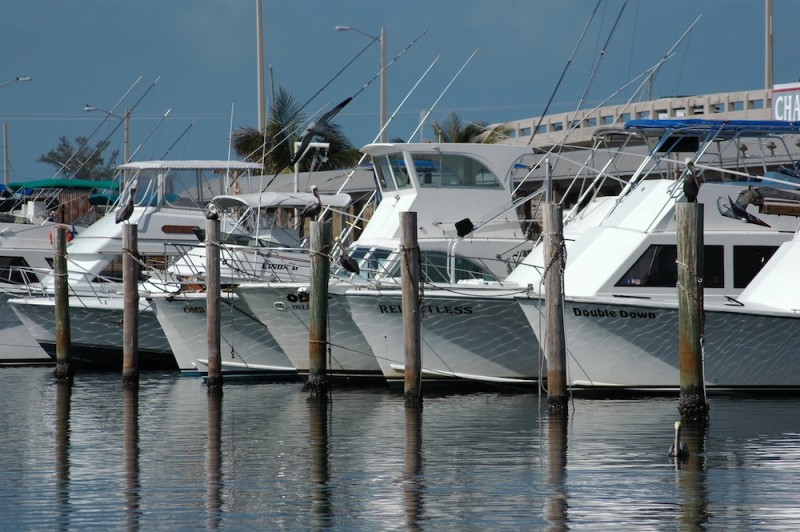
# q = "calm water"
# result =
<box><xmin>2</xmin><ymin>368</ymin><xmax>800</xmax><ymax>530</ymax></box>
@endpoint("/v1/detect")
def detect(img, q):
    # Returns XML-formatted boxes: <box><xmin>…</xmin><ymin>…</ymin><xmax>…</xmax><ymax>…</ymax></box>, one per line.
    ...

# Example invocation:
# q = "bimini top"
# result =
<box><xmin>625</xmin><ymin>119</ymin><xmax>800</xmax><ymax>137</ymax></box>
<box><xmin>6</xmin><ymin>178</ymin><xmax>117</xmax><ymax>192</ymax></box>
<box><xmin>211</xmin><ymin>191</ymin><xmax>351</xmax><ymax>211</ymax></box>
<box><xmin>117</xmin><ymin>160</ymin><xmax>263</xmax><ymax>171</ymax></box>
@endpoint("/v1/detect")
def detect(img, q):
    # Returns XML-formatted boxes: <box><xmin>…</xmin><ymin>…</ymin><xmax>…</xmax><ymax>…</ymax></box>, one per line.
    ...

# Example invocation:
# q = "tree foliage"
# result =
<box><xmin>37</xmin><ymin>136</ymin><xmax>119</xmax><ymax>180</ymax></box>
<box><xmin>231</xmin><ymin>86</ymin><xmax>360</xmax><ymax>173</ymax></box>
<box><xmin>430</xmin><ymin>112</ymin><xmax>506</xmax><ymax>143</ymax></box>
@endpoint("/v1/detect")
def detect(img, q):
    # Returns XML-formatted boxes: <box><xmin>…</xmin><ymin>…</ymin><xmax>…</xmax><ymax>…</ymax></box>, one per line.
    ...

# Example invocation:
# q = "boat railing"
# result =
<box><xmin>0</xmin><ymin>266</ymin><xmax>53</xmax><ymax>296</ymax></box>
<box><xmin>158</xmin><ymin>240</ymin><xmax>316</xmax><ymax>288</ymax></box>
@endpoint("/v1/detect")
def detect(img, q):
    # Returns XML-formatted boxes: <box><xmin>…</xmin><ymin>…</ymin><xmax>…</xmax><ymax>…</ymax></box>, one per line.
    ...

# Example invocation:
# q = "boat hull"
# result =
<box><xmin>346</xmin><ymin>287</ymin><xmax>540</xmax><ymax>389</ymax></box>
<box><xmin>9</xmin><ymin>295</ymin><xmax>177</xmax><ymax>370</ymax></box>
<box><xmin>149</xmin><ymin>292</ymin><xmax>299</xmax><ymax>380</ymax></box>
<box><xmin>519</xmin><ymin>296</ymin><xmax>800</xmax><ymax>391</ymax></box>
<box><xmin>235</xmin><ymin>283</ymin><xmax>385</xmax><ymax>385</ymax></box>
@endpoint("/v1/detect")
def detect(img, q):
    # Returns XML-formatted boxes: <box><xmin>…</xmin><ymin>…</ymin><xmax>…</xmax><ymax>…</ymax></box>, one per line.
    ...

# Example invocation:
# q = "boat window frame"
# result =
<box><xmin>615</xmin><ymin>244</ymin><xmax>724</xmax><ymax>289</ymax></box>
<box><xmin>732</xmin><ymin>245</ymin><xmax>779</xmax><ymax>289</ymax></box>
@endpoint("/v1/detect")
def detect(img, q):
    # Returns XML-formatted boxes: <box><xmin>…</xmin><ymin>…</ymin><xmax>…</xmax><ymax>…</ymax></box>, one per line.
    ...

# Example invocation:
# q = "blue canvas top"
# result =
<box><xmin>625</xmin><ymin>119</ymin><xmax>800</xmax><ymax>136</ymax></box>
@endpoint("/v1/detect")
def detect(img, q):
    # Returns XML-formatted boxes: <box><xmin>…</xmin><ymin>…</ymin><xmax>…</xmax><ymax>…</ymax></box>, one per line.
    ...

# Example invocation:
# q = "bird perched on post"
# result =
<box><xmin>115</xmin><ymin>183</ymin><xmax>137</xmax><ymax>224</ymax></box>
<box><xmin>297</xmin><ymin>185</ymin><xmax>322</xmax><ymax>239</ymax></box>
<box><xmin>668</xmin><ymin>420</ymin><xmax>689</xmax><ymax>459</ymax></box>
<box><xmin>683</xmin><ymin>160</ymin><xmax>700</xmax><ymax>203</ymax></box>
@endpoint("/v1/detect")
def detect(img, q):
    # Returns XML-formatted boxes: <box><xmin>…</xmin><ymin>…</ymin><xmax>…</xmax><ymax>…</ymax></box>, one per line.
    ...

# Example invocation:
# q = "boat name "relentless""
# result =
<box><xmin>378</xmin><ymin>304</ymin><xmax>474</xmax><ymax>315</ymax></box>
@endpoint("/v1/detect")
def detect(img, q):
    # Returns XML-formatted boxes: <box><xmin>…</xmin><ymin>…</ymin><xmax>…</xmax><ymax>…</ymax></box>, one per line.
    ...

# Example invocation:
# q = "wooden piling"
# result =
<box><xmin>544</xmin><ymin>203</ymin><xmax>567</xmax><ymax>412</ymax></box>
<box><xmin>305</xmin><ymin>221</ymin><xmax>332</xmax><ymax>399</ymax></box>
<box><xmin>401</xmin><ymin>212</ymin><xmax>422</xmax><ymax>406</ymax></box>
<box><xmin>53</xmin><ymin>226</ymin><xmax>72</xmax><ymax>382</ymax></box>
<box><xmin>122</xmin><ymin>224</ymin><xmax>139</xmax><ymax>387</ymax></box>
<box><xmin>676</xmin><ymin>202</ymin><xmax>709</xmax><ymax>421</ymax></box>
<box><xmin>205</xmin><ymin>215</ymin><xmax>223</xmax><ymax>391</ymax></box>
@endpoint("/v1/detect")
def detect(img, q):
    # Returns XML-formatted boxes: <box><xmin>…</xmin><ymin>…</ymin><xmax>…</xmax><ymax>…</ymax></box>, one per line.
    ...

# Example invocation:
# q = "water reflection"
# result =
<box><xmin>207</xmin><ymin>392</ymin><xmax>223</xmax><ymax>530</ymax></box>
<box><xmin>6</xmin><ymin>371</ymin><xmax>800</xmax><ymax>529</ymax></box>
<box><xmin>309</xmin><ymin>400</ymin><xmax>331</xmax><ymax>529</ymax></box>
<box><xmin>677</xmin><ymin>419</ymin><xmax>709</xmax><ymax>528</ymax></box>
<box><xmin>545</xmin><ymin>411</ymin><xmax>569</xmax><ymax>531</ymax></box>
<box><xmin>403</xmin><ymin>406</ymin><xmax>424</xmax><ymax>531</ymax></box>
<box><xmin>123</xmin><ymin>386</ymin><xmax>140</xmax><ymax>532</ymax></box>
<box><xmin>55</xmin><ymin>382</ymin><xmax>71</xmax><ymax>530</ymax></box>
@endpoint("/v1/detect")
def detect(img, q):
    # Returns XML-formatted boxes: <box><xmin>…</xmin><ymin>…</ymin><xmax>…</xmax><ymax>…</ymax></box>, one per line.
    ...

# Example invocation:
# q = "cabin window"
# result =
<box><xmin>412</xmin><ymin>153</ymin><xmax>502</xmax><ymax>189</ymax></box>
<box><xmin>0</xmin><ymin>256</ymin><xmax>38</xmax><ymax>284</ymax></box>
<box><xmin>733</xmin><ymin>245</ymin><xmax>778</xmax><ymax>288</ymax></box>
<box><xmin>163</xmin><ymin>168</ymin><xmax>226</xmax><ymax>208</ymax></box>
<box><xmin>372</xmin><ymin>156</ymin><xmax>398</xmax><ymax>192</ymax></box>
<box><xmin>615</xmin><ymin>244</ymin><xmax>724</xmax><ymax>288</ymax></box>
<box><xmin>344</xmin><ymin>247</ymin><xmax>394</xmax><ymax>280</ymax></box>
<box><xmin>92</xmin><ymin>254</ymin><xmax>170</xmax><ymax>282</ymax></box>
<box><xmin>387</xmin><ymin>251</ymin><xmax>493</xmax><ymax>283</ymax></box>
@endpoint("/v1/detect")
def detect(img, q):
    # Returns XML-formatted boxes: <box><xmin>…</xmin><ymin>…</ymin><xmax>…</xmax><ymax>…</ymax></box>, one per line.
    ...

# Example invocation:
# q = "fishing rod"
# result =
<box><xmin>410</xmin><ymin>47</ymin><xmax>479</xmax><ymax>140</ymax></box>
<box><xmin>318</xmin><ymin>54</ymin><xmax>442</xmax><ymax>252</ymax></box>
<box><xmin>160</xmin><ymin>119</ymin><xmax>196</xmax><ymax>160</ymax></box>
<box><xmin>126</xmin><ymin>108</ymin><xmax>172</xmax><ymax>163</ymax></box>
<box><xmin>69</xmin><ymin>76</ymin><xmax>162</xmax><ymax>179</ymax></box>
<box><xmin>544</xmin><ymin>0</ymin><xmax>629</xmax><ymax>178</ymax></box>
<box><xmin>261</xmin><ymin>30</ymin><xmax>429</xmax><ymax>190</ymax></box>
<box><xmin>512</xmin><ymin>15</ymin><xmax>701</xmax><ymax>196</ymax></box>
<box><xmin>527</xmin><ymin>0</ymin><xmax>603</xmax><ymax>147</ymax></box>
<box><xmin>264</xmin><ymin>30</ymin><xmax>428</xmax><ymax>190</ymax></box>
<box><xmin>242</xmin><ymin>32</ymin><xmax>383</xmax><ymax>165</ymax></box>
<box><xmin>51</xmin><ymin>75</ymin><xmax>144</xmax><ymax>179</ymax></box>
<box><xmin>572</xmin><ymin>0</ymin><xmax>628</xmax><ymax>116</ymax></box>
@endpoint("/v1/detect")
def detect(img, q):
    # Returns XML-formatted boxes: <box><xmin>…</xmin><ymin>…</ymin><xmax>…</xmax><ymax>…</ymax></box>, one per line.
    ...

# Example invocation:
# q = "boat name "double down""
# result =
<box><xmin>572</xmin><ymin>307</ymin><xmax>656</xmax><ymax>319</ymax></box>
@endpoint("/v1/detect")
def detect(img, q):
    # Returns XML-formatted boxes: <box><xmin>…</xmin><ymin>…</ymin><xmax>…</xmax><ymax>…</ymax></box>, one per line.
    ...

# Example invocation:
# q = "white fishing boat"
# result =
<box><xmin>512</xmin><ymin>119</ymin><xmax>800</xmax><ymax>391</ymax></box>
<box><xmin>8</xmin><ymin>160</ymin><xmax>263</xmax><ymax>370</ymax></box>
<box><xmin>236</xmin><ymin>142</ymin><xmax>537</xmax><ymax>386</ymax></box>
<box><xmin>147</xmin><ymin>189</ymin><xmax>352</xmax><ymax>377</ymax></box>
<box><xmin>0</xmin><ymin>178</ymin><xmax>115</xmax><ymax>362</ymax></box>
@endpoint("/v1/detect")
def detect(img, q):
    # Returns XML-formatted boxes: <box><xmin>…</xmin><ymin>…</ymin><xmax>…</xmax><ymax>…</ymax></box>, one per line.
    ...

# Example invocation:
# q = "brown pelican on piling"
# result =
<box><xmin>297</xmin><ymin>185</ymin><xmax>322</xmax><ymax>239</ymax></box>
<box><xmin>115</xmin><ymin>183</ymin><xmax>137</xmax><ymax>224</ymax></box>
<box><xmin>683</xmin><ymin>160</ymin><xmax>700</xmax><ymax>203</ymax></box>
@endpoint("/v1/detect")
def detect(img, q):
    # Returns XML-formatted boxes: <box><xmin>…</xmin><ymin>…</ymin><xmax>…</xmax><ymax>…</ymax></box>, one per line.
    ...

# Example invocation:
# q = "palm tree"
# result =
<box><xmin>231</xmin><ymin>87</ymin><xmax>359</xmax><ymax>173</ymax></box>
<box><xmin>430</xmin><ymin>112</ymin><xmax>506</xmax><ymax>143</ymax></box>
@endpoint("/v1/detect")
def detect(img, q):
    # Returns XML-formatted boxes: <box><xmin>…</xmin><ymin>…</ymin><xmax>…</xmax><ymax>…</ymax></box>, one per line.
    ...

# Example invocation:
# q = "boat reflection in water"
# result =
<box><xmin>6</xmin><ymin>369</ymin><xmax>800</xmax><ymax>529</ymax></box>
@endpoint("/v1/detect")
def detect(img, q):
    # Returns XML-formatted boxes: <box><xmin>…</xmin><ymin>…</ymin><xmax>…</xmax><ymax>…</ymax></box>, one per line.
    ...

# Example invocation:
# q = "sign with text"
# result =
<box><xmin>773</xmin><ymin>82</ymin><xmax>800</xmax><ymax>121</ymax></box>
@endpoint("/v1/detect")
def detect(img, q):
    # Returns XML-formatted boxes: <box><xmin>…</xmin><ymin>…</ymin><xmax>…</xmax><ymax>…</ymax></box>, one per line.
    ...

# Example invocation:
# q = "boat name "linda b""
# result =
<box><xmin>379</xmin><ymin>305</ymin><xmax>474</xmax><ymax>315</ymax></box>
<box><xmin>572</xmin><ymin>307</ymin><xmax>656</xmax><ymax>319</ymax></box>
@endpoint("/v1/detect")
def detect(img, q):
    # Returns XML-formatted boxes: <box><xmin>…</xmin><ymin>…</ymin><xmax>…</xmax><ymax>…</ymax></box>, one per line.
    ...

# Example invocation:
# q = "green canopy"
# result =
<box><xmin>7</xmin><ymin>178</ymin><xmax>117</xmax><ymax>192</ymax></box>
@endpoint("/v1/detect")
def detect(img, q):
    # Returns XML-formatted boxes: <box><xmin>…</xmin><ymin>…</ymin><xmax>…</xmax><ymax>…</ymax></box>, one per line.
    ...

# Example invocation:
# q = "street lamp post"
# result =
<box><xmin>1</xmin><ymin>76</ymin><xmax>31</xmax><ymax>185</ymax></box>
<box><xmin>0</xmin><ymin>76</ymin><xmax>31</xmax><ymax>90</ymax></box>
<box><xmin>84</xmin><ymin>105</ymin><xmax>130</xmax><ymax>165</ymax></box>
<box><xmin>336</xmin><ymin>25</ymin><xmax>387</xmax><ymax>142</ymax></box>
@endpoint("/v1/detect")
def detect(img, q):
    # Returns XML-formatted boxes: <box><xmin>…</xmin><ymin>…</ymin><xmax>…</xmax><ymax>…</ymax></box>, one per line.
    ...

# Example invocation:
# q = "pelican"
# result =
<box><xmin>290</xmin><ymin>97</ymin><xmax>352</xmax><ymax>168</ymax></box>
<box><xmin>683</xmin><ymin>160</ymin><xmax>700</xmax><ymax>203</ymax></box>
<box><xmin>297</xmin><ymin>185</ymin><xmax>322</xmax><ymax>239</ymax></box>
<box><xmin>115</xmin><ymin>184</ymin><xmax>137</xmax><ymax>224</ymax></box>
<box><xmin>338</xmin><ymin>253</ymin><xmax>360</xmax><ymax>275</ymax></box>
<box><xmin>717</xmin><ymin>186</ymin><xmax>779</xmax><ymax>228</ymax></box>
<box><xmin>668</xmin><ymin>420</ymin><xmax>689</xmax><ymax>459</ymax></box>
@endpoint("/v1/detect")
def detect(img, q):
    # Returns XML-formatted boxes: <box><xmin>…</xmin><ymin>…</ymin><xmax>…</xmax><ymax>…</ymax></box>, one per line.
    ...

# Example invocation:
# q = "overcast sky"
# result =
<box><xmin>2</xmin><ymin>0</ymin><xmax>798</xmax><ymax>181</ymax></box>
